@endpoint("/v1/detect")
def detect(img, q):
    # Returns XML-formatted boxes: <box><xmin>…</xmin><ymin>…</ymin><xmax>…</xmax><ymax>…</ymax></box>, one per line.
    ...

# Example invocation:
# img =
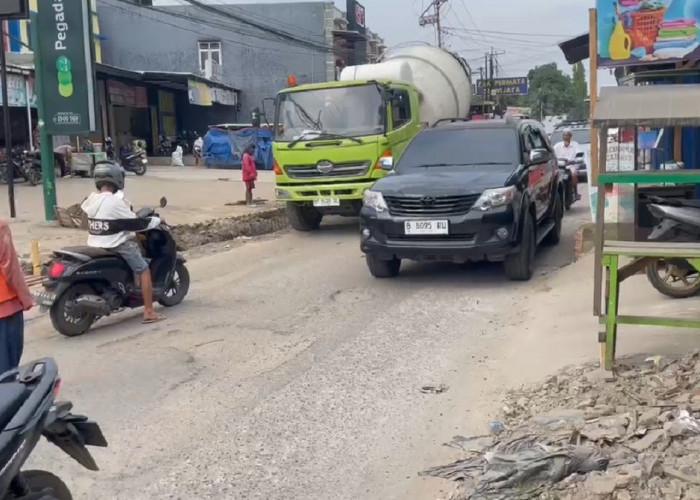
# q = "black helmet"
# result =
<box><xmin>94</xmin><ymin>160</ymin><xmax>125</xmax><ymax>191</ymax></box>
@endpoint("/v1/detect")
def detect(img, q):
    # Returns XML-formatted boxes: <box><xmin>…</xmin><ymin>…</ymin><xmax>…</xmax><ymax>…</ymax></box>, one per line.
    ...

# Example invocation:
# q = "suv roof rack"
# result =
<box><xmin>432</xmin><ymin>118</ymin><xmax>470</xmax><ymax>128</ymax></box>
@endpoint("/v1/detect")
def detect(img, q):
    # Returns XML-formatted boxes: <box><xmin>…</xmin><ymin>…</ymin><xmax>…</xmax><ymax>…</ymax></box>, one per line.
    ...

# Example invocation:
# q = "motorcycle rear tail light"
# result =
<box><xmin>48</xmin><ymin>262</ymin><xmax>66</xmax><ymax>278</ymax></box>
<box><xmin>53</xmin><ymin>378</ymin><xmax>61</xmax><ymax>397</ymax></box>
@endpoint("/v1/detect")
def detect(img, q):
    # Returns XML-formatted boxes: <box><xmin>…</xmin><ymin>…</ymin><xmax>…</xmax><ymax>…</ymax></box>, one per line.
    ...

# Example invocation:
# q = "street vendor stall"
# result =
<box><xmin>593</xmin><ymin>84</ymin><xmax>700</xmax><ymax>373</ymax></box>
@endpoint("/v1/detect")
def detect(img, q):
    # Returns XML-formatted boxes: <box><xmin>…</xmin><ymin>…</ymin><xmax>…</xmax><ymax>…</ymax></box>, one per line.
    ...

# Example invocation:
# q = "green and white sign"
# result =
<box><xmin>36</xmin><ymin>0</ymin><xmax>96</xmax><ymax>134</ymax></box>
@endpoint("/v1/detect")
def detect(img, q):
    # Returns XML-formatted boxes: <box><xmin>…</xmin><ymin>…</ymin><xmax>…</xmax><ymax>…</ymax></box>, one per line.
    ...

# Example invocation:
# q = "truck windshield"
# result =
<box><xmin>276</xmin><ymin>85</ymin><xmax>384</xmax><ymax>142</ymax></box>
<box><xmin>397</xmin><ymin>128</ymin><xmax>519</xmax><ymax>171</ymax></box>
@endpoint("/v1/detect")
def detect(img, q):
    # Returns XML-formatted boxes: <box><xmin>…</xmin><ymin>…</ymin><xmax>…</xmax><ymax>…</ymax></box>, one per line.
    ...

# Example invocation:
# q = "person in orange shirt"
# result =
<box><xmin>0</xmin><ymin>220</ymin><xmax>33</xmax><ymax>373</ymax></box>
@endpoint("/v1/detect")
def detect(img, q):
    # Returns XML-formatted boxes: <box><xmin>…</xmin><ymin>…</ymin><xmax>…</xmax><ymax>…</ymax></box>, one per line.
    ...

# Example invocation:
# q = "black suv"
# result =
<box><xmin>359</xmin><ymin>119</ymin><xmax>564</xmax><ymax>281</ymax></box>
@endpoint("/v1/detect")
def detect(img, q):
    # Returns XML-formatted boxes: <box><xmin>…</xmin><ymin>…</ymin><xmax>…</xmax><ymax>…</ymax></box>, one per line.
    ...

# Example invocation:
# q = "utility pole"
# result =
<box><xmin>419</xmin><ymin>0</ymin><xmax>448</xmax><ymax>48</ymax></box>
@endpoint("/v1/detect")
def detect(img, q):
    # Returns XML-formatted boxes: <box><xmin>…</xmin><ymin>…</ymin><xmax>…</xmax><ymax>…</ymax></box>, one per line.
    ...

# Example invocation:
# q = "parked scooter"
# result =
<box><xmin>0</xmin><ymin>148</ymin><xmax>34</xmax><ymax>186</ymax></box>
<box><xmin>34</xmin><ymin>197</ymin><xmax>190</xmax><ymax>337</ymax></box>
<box><xmin>0</xmin><ymin>358</ymin><xmax>107</xmax><ymax>499</ymax></box>
<box><xmin>157</xmin><ymin>135</ymin><xmax>172</xmax><ymax>157</ymax></box>
<box><xmin>644</xmin><ymin>196</ymin><xmax>700</xmax><ymax>298</ymax></box>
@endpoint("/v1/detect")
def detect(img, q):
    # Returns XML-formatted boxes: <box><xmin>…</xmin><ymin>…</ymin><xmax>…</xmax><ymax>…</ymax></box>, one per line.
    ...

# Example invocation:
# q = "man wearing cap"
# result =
<box><xmin>553</xmin><ymin>128</ymin><xmax>581</xmax><ymax>201</ymax></box>
<box><xmin>0</xmin><ymin>220</ymin><xmax>33</xmax><ymax>373</ymax></box>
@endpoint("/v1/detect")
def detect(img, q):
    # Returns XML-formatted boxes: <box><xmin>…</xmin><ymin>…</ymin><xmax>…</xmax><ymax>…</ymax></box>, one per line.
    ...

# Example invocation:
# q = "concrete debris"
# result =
<box><xmin>420</xmin><ymin>384</ymin><xmax>449</xmax><ymax>395</ymax></box>
<box><xmin>425</xmin><ymin>351</ymin><xmax>700</xmax><ymax>499</ymax></box>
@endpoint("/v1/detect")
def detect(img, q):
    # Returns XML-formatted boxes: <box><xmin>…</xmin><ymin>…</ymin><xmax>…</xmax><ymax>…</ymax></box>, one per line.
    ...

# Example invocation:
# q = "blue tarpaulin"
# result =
<box><xmin>203</xmin><ymin>127</ymin><xmax>273</xmax><ymax>170</ymax></box>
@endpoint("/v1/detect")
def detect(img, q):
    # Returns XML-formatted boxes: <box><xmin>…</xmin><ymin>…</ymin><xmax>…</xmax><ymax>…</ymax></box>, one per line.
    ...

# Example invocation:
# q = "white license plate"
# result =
<box><xmin>404</xmin><ymin>220</ymin><xmax>449</xmax><ymax>235</ymax></box>
<box><xmin>313</xmin><ymin>197</ymin><xmax>340</xmax><ymax>207</ymax></box>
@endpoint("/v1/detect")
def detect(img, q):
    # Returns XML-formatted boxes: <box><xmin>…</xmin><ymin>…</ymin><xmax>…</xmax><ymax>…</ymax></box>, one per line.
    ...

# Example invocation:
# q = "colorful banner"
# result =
<box><xmin>188</xmin><ymin>80</ymin><xmax>212</xmax><ymax>106</ymax></box>
<box><xmin>35</xmin><ymin>0</ymin><xmax>96</xmax><ymax>133</ymax></box>
<box><xmin>597</xmin><ymin>0</ymin><xmax>700</xmax><ymax>68</ymax></box>
<box><xmin>0</xmin><ymin>74</ymin><xmax>35</xmax><ymax>107</ymax></box>
<box><xmin>476</xmin><ymin>77</ymin><xmax>528</xmax><ymax>96</ymax></box>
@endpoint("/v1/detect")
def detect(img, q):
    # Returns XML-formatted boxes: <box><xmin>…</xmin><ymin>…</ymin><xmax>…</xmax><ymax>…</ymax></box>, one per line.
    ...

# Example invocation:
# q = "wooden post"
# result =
<box><xmin>594</xmin><ymin>127</ymin><xmax>608</xmax><ymax>317</ymax></box>
<box><xmin>30</xmin><ymin>241</ymin><xmax>41</xmax><ymax>276</ymax></box>
<box><xmin>589</xmin><ymin>8</ymin><xmax>599</xmax><ymax>186</ymax></box>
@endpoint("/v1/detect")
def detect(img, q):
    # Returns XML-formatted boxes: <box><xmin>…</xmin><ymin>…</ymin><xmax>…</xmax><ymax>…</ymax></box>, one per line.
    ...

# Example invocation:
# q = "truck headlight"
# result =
<box><xmin>473</xmin><ymin>186</ymin><xmax>516</xmax><ymax>211</ymax></box>
<box><xmin>363</xmin><ymin>189</ymin><xmax>388</xmax><ymax>212</ymax></box>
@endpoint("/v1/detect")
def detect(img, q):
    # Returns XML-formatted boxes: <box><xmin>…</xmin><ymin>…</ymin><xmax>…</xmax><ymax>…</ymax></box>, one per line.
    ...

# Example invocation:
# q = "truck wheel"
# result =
<box><xmin>366</xmin><ymin>254</ymin><xmax>401</xmax><ymax>278</ymax></box>
<box><xmin>504</xmin><ymin>215</ymin><xmax>535</xmax><ymax>281</ymax></box>
<box><xmin>544</xmin><ymin>193</ymin><xmax>563</xmax><ymax>246</ymax></box>
<box><xmin>286</xmin><ymin>203</ymin><xmax>322</xmax><ymax>231</ymax></box>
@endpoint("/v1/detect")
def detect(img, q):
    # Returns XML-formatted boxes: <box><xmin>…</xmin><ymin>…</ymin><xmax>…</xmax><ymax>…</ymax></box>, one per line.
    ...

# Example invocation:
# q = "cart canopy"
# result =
<box><xmin>593</xmin><ymin>85</ymin><xmax>700</xmax><ymax>128</ymax></box>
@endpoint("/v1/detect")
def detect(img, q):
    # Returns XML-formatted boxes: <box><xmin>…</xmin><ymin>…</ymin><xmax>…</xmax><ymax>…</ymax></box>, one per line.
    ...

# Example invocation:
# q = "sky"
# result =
<box><xmin>153</xmin><ymin>0</ymin><xmax>618</xmax><ymax>87</ymax></box>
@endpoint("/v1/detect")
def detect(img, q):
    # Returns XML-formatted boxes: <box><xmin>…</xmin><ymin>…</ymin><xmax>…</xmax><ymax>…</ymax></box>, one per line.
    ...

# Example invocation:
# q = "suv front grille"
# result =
<box><xmin>384</xmin><ymin>194</ymin><xmax>481</xmax><ymax>217</ymax></box>
<box><xmin>285</xmin><ymin>161</ymin><xmax>371</xmax><ymax>179</ymax></box>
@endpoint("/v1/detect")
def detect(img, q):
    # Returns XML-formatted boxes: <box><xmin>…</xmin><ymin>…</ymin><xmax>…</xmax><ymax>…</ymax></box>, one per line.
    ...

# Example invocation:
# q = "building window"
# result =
<box><xmin>199</xmin><ymin>41</ymin><xmax>222</xmax><ymax>71</ymax></box>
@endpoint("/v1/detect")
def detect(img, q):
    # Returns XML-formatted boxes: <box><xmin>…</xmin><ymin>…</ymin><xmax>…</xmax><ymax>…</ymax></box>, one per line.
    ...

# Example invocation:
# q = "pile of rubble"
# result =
<box><xmin>424</xmin><ymin>352</ymin><xmax>700</xmax><ymax>499</ymax></box>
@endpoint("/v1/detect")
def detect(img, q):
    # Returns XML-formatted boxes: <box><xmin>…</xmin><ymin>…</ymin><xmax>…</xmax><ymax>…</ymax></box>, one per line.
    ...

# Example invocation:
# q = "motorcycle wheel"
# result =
<box><xmin>50</xmin><ymin>284</ymin><xmax>97</xmax><ymax>337</ymax></box>
<box><xmin>20</xmin><ymin>470</ymin><xmax>72</xmax><ymax>500</ymax></box>
<box><xmin>134</xmin><ymin>163</ymin><xmax>147</xmax><ymax>176</ymax></box>
<box><xmin>646</xmin><ymin>259</ymin><xmax>700</xmax><ymax>299</ymax></box>
<box><xmin>158</xmin><ymin>262</ymin><xmax>190</xmax><ymax>307</ymax></box>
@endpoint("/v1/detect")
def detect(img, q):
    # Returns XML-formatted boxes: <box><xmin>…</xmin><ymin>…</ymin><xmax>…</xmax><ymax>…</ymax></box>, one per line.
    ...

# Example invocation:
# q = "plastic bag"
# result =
<box><xmin>171</xmin><ymin>145</ymin><xmax>184</xmax><ymax>167</ymax></box>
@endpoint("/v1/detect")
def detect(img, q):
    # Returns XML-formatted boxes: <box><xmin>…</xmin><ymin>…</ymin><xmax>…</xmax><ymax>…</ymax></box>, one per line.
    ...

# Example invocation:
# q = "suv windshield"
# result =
<box><xmin>276</xmin><ymin>85</ymin><xmax>384</xmax><ymax>142</ymax></box>
<box><xmin>551</xmin><ymin>128</ymin><xmax>590</xmax><ymax>145</ymax></box>
<box><xmin>397</xmin><ymin>128</ymin><xmax>519</xmax><ymax>172</ymax></box>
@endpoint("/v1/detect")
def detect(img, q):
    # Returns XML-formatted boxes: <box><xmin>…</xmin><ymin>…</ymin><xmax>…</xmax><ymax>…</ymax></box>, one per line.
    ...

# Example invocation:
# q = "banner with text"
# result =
<box><xmin>476</xmin><ymin>77</ymin><xmax>528</xmax><ymax>97</ymax></box>
<box><xmin>36</xmin><ymin>0</ymin><xmax>96</xmax><ymax>134</ymax></box>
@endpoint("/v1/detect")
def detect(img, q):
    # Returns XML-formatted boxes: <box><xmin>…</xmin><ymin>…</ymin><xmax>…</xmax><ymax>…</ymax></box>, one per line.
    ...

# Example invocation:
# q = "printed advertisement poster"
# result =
<box><xmin>606</xmin><ymin>142</ymin><xmax>636</xmax><ymax>171</ymax></box>
<box><xmin>597</xmin><ymin>0</ymin><xmax>700</xmax><ymax>67</ymax></box>
<box><xmin>476</xmin><ymin>77</ymin><xmax>529</xmax><ymax>96</ymax></box>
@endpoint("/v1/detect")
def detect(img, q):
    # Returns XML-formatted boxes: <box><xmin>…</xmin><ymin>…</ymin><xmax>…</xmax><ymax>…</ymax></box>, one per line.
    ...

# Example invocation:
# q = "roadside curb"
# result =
<box><xmin>574</xmin><ymin>223</ymin><xmax>595</xmax><ymax>262</ymax></box>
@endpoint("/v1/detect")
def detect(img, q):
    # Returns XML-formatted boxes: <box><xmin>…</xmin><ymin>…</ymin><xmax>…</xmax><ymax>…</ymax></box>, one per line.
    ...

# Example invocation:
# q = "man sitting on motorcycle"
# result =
<box><xmin>81</xmin><ymin>161</ymin><xmax>165</xmax><ymax>324</ymax></box>
<box><xmin>553</xmin><ymin>128</ymin><xmax>582</xmax><ymax>201</ymax></box>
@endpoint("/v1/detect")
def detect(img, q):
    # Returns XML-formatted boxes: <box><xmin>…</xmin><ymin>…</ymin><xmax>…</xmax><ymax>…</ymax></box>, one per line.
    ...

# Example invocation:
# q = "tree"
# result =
<box><xmin>568</xmin><ymin>62</ymin><xmax>588</xmax><ymax>121</ymax></box>
<box><xmin>526</xmin><ymin>63</ymin><xmax>576</xmax><ymax>120</ymax></box>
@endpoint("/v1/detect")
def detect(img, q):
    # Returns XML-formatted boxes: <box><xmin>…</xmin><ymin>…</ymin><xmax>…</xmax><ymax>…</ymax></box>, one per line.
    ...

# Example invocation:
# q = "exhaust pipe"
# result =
<box><xmin>73</xmin><ymin>295</ymin><xmax>111</xmax><ymax>316</ymax></box>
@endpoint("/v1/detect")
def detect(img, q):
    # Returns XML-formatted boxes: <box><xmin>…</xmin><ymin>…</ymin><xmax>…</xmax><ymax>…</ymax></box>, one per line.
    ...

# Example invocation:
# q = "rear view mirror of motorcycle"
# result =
<box><xmin>159</xmin><ymin>196</ymin><xmax>167</xmax><ymax>208</ymax></box>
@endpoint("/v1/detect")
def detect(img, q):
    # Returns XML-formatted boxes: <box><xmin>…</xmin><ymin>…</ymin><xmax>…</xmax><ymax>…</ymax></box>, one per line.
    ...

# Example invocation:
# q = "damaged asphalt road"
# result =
<box><xmin>21</xmin><ymin>202</ymin><xmax>590</xmax><ymax>500</ymax></box>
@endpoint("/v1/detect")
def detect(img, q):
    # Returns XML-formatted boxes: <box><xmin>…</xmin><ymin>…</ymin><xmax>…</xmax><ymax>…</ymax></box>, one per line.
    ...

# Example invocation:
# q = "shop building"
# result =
<box><xmin>97</xmin><ymin>0</ymin><xmax>386</xmax><ymax>118</ymax></box>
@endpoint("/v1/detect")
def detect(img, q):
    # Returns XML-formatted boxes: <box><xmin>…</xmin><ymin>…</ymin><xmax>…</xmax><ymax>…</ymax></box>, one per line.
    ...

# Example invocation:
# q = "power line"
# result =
<box><xmin>445</xmin><ymin>26</ymin><xmax>570</xmax><ymax>38</ymax></box>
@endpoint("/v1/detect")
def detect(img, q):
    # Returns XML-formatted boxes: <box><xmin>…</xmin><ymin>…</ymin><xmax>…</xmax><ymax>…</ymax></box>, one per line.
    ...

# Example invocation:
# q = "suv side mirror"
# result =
<box><xmin>378</xmin><ymin>156</ymin><xmax>393</xmax><ymax>171</ymax></box>
<box><xmin>529</xmin><ymin>148</ymin><xmax>549</xmax><ymax>165</ymax></box>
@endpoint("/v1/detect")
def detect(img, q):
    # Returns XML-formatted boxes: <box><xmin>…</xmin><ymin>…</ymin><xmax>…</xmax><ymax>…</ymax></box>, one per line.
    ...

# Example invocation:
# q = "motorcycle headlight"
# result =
<box><xmin>473</xmin><ymin>186</ymin><xmax>516</xmax><ymax>211</ymax></box>
<box><xmin>363</xmin><ymin>189</ymin><xmax>388</xmax><ymax>212</ymax></box>
<box><xmin>141</xmin><ymin>158</ymin><xmax>148</xmax><ymax>164</ymax></box>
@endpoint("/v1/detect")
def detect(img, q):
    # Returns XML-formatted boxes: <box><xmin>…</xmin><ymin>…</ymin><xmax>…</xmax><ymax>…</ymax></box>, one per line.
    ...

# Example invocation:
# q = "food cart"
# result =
<box><xmin>592</xmin><ymin>84</ymin><xmax>700</xmax><ymax>373</ymax></box>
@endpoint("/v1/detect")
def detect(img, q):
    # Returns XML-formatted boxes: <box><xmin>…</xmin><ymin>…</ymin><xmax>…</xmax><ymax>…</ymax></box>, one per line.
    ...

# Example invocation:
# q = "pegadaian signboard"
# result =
<box><xmin>476</xmin><ymin>77</ymin><xmax>529</xmax><ymax>97</ymax></box>
<box><xmin>36</xmin><ymin>0</ymin><xmax>97</xmax><ymax>134</ymax></box>
<box><xmin>597</xmin><ymin>0</ymin><xmax>700</xmax><ymax>68</ymax></box>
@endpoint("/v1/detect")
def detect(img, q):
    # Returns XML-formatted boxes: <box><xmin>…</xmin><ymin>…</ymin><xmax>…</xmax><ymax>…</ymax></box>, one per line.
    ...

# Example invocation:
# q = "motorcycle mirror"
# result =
<box><xmin>159</xmin><ymin>196</ymin><xmax>168</xmax><ymax>208</ymax></box>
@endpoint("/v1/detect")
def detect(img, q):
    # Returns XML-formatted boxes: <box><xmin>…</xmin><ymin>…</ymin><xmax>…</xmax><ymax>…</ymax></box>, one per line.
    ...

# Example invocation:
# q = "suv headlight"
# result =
<box><xmin>363</xmin><ymin>189</ymin><xmax>388</xmax><ymax>212</ymax></box>
<box><xmin>473</xmin><ymin>186</ymin><xmax>516</xmax><ymax>211</ymax></box>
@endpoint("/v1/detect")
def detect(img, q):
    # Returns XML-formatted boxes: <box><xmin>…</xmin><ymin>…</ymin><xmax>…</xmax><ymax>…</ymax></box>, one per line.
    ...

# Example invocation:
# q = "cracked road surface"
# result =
<box><xmin>24</xmin><ymin>199</ymin><xmax>590</xmax><ymax>499</ymax></box>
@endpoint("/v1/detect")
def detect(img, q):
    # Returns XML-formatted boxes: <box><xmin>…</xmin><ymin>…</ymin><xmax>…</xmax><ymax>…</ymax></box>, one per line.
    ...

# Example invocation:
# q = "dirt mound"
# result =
<box><xmin>425</xmin><ymin>352</ymin><xmax>700</xmax><ymax>499</ymax></box>
<box><xmin>171</xmin><ymin>208</ymin><xmax>287</xmax><ymax>249</ymax></box>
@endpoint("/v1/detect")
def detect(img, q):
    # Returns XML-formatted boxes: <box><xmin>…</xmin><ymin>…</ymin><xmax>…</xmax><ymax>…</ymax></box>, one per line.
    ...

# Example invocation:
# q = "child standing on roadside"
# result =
<box><xmin>242</xmin><ymin>144</ymin><xmax>258</xmax><ymax>207</ymax></box>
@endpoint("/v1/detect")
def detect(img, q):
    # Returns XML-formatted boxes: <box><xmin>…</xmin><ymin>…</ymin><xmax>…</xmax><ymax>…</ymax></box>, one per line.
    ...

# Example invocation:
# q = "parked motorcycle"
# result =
<box><xmin>557</xmin><ymin>157</ymin><xmax>583</xmax><ymax>210</ymax></box>
<box><xmin>118</xmin><ymin>147</ymin><xmax>148</xmax><ymax>176</ymax></box>
<box><xmin>157</xmin><ymin>135</ymin><xmax>172</xmax><ymax>157</ymax></box>
<box><xmin>104</xmin><ymin>137</ymin><xmax>116</xmax><ymax>161</ymax></box>
<box><xmin>645</xmin><ymin>196</ymin><xmax>700</xmax><ymax>298</ymax></box>
<box><xmin>0</xmin><ymin>357</ymin><xmax>107</xmax><ymax>499</ymax></box>
<box><xmin>0</xmin><ymin>148</ymin><xmax>34</xmax><ymax>186</ymax></box>
<box><xmin>34</xmin><ymin>197</ymin><xmax>190</xmax><ymax>337</ymax></box>
<box><xmin>21</xmin><ymin>150</ymin><xmax>42</xmax><ymax>186</ymax></box>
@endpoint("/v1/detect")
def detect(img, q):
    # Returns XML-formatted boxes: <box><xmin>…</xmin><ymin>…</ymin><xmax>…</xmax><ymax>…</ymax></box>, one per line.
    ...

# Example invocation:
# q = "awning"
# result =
<box><xmin>593</xmin><ymin>84</ymin><xmax>700</xmax><ymax>128</ymax></box>
<box><xmin>333</xmin><ymin>29</ymin><xmax>368</xmax><ymax>41</ymax></box>
<box><xmin>559</xmin><ymin>33</ymin><xmax>589</xmax><ymax>65</ymax></box>
<box><xmin>139</xmin><ymin>71</ymin><xmax>240</xmax><ymax>107</ymax></box>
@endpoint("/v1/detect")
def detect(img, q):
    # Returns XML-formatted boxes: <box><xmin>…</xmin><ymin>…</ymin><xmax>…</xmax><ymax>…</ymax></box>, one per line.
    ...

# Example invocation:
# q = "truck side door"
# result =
<box><xmin>387</xmin><ymin>88</ymin><xmax>417</xmax><ymax>161</ymax></box>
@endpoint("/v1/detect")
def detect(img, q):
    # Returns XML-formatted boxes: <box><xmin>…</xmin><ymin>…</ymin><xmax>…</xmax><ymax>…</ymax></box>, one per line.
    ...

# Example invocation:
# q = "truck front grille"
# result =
<box><xmin>285</xmin><ymin>161</ymin><xmax>371</xmax><ymax>179</ymax></box>
<box><xmin>384</xmin><ymin>194</ymin><xmax>481</xmax><ymax>217</ymax></box>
